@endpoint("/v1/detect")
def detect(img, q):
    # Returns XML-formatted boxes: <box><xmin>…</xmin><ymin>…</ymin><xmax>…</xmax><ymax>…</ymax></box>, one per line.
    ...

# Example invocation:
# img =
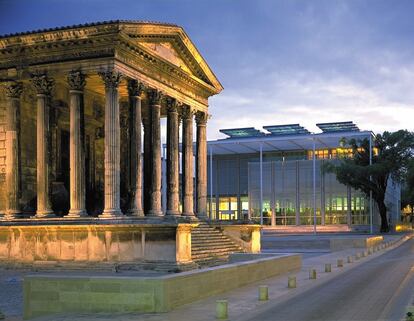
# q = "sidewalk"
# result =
<box><xmin>29</xmin><ymin>234</ymin><xmax>409</xmax><ymax>321</ymax></box>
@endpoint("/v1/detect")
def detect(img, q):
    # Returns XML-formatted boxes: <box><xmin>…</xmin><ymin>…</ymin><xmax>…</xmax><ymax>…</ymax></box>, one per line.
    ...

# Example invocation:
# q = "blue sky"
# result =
<box><xmin>1</xmin><ymin>0</ymin><xmax>413</xmax><ymax>139</ymax></box>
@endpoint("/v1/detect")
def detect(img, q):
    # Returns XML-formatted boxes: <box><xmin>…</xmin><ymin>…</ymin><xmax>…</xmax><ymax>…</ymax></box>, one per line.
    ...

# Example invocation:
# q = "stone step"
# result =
<box><xmin>191</xmin><ymin>230</ymin><xmax>224</xmax><ymax>235</ymax></box>
<box><xmin>192</xmin><ymin>243</ymin><xmax>240</xmax><ymax>250</ymax></box>
<box><xmin>191</xmin><ymin>252</ymin><xmax>230</xmax><ymax>258</ymax></box>
<box><xmin>192</xmin><ymin>244</ymin><xmax>237</xmax><ymax>250</ymax></box>
<box><xmin>192</xmin><ymin>250</ymin><xmax>238</xmax><ymax>258</ymax></box>
<box><xmin>191</xmin><ymin>234</ymin><xmax>229</xmax><ymax>240</ymax></box>
<box><xmin>190</xmin><ymin>222</ymin><xmax>243</xmax><ymax>267</ymax></box>
<box><xmin>192</xmin><ymin>244</ymin><xmax>240</xmax><ymax>252</ymax></box>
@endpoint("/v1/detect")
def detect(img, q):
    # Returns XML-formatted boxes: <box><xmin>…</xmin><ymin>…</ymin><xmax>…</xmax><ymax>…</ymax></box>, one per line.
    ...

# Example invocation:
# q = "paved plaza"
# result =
<box><xmin>0</xmin><ymin>234</ymin><xmax>410</xmax><ymax>321</ymax></box>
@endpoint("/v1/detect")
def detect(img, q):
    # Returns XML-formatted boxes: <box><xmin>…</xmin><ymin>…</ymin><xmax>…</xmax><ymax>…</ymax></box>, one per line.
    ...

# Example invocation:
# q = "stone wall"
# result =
<box><xmin>23</xmin><ymin>253</ymin><xmax>301</xmax><ymax>319</ymax></box>
<box><xmin>0</xmin><ymin>223</ymin><xmax>193</xmax><ymax>266</ymax></box>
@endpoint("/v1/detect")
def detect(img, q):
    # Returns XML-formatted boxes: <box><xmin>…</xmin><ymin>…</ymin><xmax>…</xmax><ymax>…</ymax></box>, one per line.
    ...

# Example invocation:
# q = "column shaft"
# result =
<box><xmin>166</xmin><ymin>98</ymin><xmax>180</xmax><ymax>216</ymax></box>
<box><xmin>182</xmin><ymin>107</ymin><xmax>195</xmax><ymax>217</ymax></box>
<box><xmin>99</xmin><ymin>71</ymin><xmax>122</xmax><ymax>217</ymax></box>
<box><xmin>196</xmin><ymin>112</ymin><xmax>208</xmax><ymax>218</ymax></box>
<box><xmin>4</xmin><ymin>82</ymin><xmax>22</xmax><ymax>218</ymax></box>
<box><xmin>147</xmin><ymin>89</ymin><xmax>163</xmax><ymax>216</ymax></box>
<box><xmin>31</xmin><ymin>74</ymin><xmax>54</xmax><ymax>218</ymax></box>
<box><xmin>67</xmin><ymin>70</ymin><xmax>87</xmax><ymax>217</ymax></box>
<box><xmin>36</xmin><ymin>94</ymin><xmax>54</xmax><ymax>217</ymax></box>
<box><xmin>127</xmin><ymin>80</ymin><xmax>144</xmax><ymax>216</ymax></box>
<box><xmin>143</xmin><ymin>112</ymin><xmax>151</xmax><ymax>214</ymax></box>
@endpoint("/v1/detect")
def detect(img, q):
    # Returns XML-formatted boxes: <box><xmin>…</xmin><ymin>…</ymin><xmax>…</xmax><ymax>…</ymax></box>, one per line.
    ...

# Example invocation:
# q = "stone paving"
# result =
<box><xmin>0</xmin><ymin>234</ymin><xmax>405</xmax><ymax>321</ymax></box>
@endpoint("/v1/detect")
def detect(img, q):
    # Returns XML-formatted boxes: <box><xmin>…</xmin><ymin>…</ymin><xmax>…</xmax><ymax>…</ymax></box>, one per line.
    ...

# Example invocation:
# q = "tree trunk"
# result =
<box><xmin>377</xmin><ymin>199</ymin><xmax>389</xmax><ymax>233</ymax></box>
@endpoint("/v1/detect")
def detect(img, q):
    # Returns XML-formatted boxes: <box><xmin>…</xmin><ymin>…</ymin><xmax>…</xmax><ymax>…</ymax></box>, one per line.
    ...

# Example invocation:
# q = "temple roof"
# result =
<box><xmin>0</xmin><ymin>20</ymin><xmax>223</xmax><ymax>106</ymax></box>
<box><xmin>0</xmin><ymin>20</ymin><xmax>179</xmax><ymax>39</ymax></box>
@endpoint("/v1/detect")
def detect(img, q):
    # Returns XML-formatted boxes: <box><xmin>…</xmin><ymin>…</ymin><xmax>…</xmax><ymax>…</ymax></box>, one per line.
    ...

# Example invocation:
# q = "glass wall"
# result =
<box><xmin>248</xmin><ymin>159</ymin><xmax>373</xmax><ymax>226</ymax></box>
<box><xmin>248</xmin><ymin>162</ymin><xmax>272</xmax><ymax>224</ymax></box>
<box><xmin>298</xmin><ymin>160</ymin><xmax>322</xmax><ymax>225</ymax></box>
<box><xmin>274</xmin><ymin>161</ymin><xmax>297</xmax><ymax>225</ymax></box>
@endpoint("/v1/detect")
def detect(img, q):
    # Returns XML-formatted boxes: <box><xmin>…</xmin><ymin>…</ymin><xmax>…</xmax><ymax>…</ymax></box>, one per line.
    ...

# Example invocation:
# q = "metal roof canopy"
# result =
<box><xmin>263</xmin><ymin>124</ymin><xmax>310</xmax><ymax>136</ymax></box>
<box><xmin>219</xmin><ymin>127</ymin><xmax>265</xmax><ymax>139</ymax></box>
<box><xmin>207</xmin><ymin>130</ymin><xmax>373</xmax><ymax>155</ymax></box>
<box><xmin>316</xmin><ymin>121</ymin><xmax>359</xmax><ymax>133</ymax></box>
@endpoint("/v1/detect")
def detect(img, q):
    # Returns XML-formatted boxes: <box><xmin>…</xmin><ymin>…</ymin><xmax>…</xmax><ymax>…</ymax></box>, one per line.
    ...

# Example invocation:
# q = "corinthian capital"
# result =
<box><xmin>5</xmin><ymin>82</ymin><xmax>23</xmax><ymax>99</ymax></box>
<box><xmin>98</xmin><ymin>70</ymin><xmax>122</xmax><ymax>89</ymax></box>
<box><xmin>31</xmin><ymin>73</ymin><xmax>54</xmax><ymax>95</ymax></box>
<box><xmin>166</xmin><ymin>97</ymin><xmax>180</xmax><ymax>113</ymax></box>
<box><xmin>181</xmin><ymin>105</ymin><xmax>195</xmax><ymax>120</ymax></box>
<box><xmin>148</xmin><ymin>89</ymin><xmax>164</xmax><ymax>105</ymax></box>
<box><xmin>195</xmin><ymin>111</ymin><xmax>209</xmax><ymax>125</ymax></box>
<box><xmin>127</xmin><ymin>79</ymin><xmax>145</xmax><ymax>97</ymax></box>
<box><xmin>68</xmin><ymin>70</ymin><xmax>86</xmax><ymax>91</ymax></box>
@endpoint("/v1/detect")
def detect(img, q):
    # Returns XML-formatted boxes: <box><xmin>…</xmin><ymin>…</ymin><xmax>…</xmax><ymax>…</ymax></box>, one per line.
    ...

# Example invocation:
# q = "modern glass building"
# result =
<box><xmin>206</xmin><ymin>122</ymin><xmax>401</xmax><ymax>230</ymax></box>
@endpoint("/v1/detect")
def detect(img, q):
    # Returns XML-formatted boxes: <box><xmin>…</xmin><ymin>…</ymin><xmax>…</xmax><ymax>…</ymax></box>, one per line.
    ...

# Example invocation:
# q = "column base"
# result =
<box><xmin>196</xmin><ymin>213</ymin><xmax>208</xmax><ymax>220</ymax></box>
<box><xmin>66</xmin><ymin>209</ymin><xmax>88</xmax><ymax>218</ymax></box>
<box><xmin>147</xmin><ymin>210</ymin><xmax>164</xmax><ymax>217</ymax></box>
<box><xmin>3</xmin><ymin>210</ymin><xmax>22</xmax><ymax>220</ymax></box>
<box><xmin>35</xmin><ymin>211</ymin><xmax>55</xmax><ymax>219</ymax></box>
<box><xmin>99</xmin><ymin>209</ymin><xmax>123</xmax><ymax>218</ymax></box>
<box><xmin>166</xmin><ymin>210</ymin><xmax>181</xmax><ymax>216</ymax></box>
<box><xmin>127</xmin><ymin>209</ymin><xmax>145</xmax><ymax>217</ymax></box>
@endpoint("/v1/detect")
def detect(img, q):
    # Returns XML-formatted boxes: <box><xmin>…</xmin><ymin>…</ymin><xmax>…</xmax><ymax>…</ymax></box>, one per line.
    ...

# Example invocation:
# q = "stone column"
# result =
<box><xmin>147</xmin><ymin>89</ymin><xmax>163</xmax><ymax>217</ymax></box>
<box><xmin>166</xmin><ymin>98</ymin><xmax>180</xmax><ymax>216</ymax></box>
<box><xmin>31</xmin><ymin>73</ymin><xmax>55</xmax><ymax>218</ymax></box>
<box><xmin>142</xmin><ymin>110</ymin><xmax>151</xmax><ymax>214</ymax></box>
<box><xmin>99</xmin><ymin>70</ymin><xmax>123</xmax><ymax>217</ymax></box>
<box><xmin>127</xmin><ymin>79</ymin><xmax>145</xmax><ymax>217</ymax></box>
<box><xmin>67</xmin><ymin>70</ymin><xmax>87</xmax><ymax>217</ymax></box>
<box><xmin>181</xmin><ymin>106</ymin><xmax>195</xmax><ymax>217</ymax></box>
<box><xmin>4</xmin><ymin>82</ymin><xmax>23</xmax><ymax>219</ymax></box>
<box><xmin>196</xmin><ymin>111</ymin><xmax>208</xmax><ymax>219</ymax></box>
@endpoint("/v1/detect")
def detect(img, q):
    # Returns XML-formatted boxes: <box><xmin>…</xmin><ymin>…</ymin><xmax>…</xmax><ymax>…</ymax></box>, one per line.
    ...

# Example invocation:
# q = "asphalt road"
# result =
<box><xmin>240</xmin><ymin>237</ymin><xmax>414</xmax><ymax>321</ymax></box>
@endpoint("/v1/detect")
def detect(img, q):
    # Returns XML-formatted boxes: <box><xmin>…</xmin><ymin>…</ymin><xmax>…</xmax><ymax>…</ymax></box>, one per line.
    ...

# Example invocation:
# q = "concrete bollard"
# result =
<box><xmin>355</xmin><ymin>253</ymin><xmax>361</xmax><ymax>260</ymax></box>
<box><xmin>337</xmin><ymin>259</ymin><xmax>344</xmax><ymax>267</ymax></box>
<box><xmin>216</xmin><ymin>300</ymin><xmax>228</xmax><ymax>319</ymax></box>
<box><xmin>288</xmin><ymin>276</ymin><xmax>297</xmax><ymax>288</ymax></box>
<box><xmin>325</xmin><ymin>263</ymin><xmax>332</xmax><ymax>273</ymax></box>
<box><xmin>368</xmin><ymin>248</ymin><xmax>372</xmax><ymax>255</ymax></box>
<box><xmin>258</xmin><ymin>285</ymin><xmax>269</xmax><ymax>301</ymax></box>
<box><xmin>347</xmin><ymin>256</ymin><xmax>353</xmax><ymax>263</ymax></box>
<box><xmin>309</xmin><ymin>269</ymin><xmax>317</xmax><ymax>279</ymax></box>
<box><xmin>362</xmin><ymin>251</ymin><xmax>367</xmax><ymax>257</ymax></box>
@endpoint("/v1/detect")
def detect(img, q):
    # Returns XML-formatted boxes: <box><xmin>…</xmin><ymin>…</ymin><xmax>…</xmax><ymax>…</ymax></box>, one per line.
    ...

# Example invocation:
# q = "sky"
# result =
<box><xmin>1</xmin><ymin>0</ymin><xmax>414</xmax><ymax>140</ymax></box>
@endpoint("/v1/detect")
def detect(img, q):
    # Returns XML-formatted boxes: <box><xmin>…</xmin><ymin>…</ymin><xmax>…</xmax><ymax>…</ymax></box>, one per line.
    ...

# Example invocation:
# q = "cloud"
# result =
<box><xmin>208</xmin><ymin>66</ymin><xmax>414</xmax><ymax>140</ymax></box>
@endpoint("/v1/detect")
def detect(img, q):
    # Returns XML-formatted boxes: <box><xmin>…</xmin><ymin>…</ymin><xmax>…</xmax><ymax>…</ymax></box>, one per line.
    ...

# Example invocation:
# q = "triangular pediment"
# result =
<box><xmin>140</xmin><ymin>41</ymin><xmax>193</xmax><ymax>74</ymax></box>
<box><xmin>120</xmin><ymin>22</ymin><xmax>223</xmax><ymax>94</ymax></box>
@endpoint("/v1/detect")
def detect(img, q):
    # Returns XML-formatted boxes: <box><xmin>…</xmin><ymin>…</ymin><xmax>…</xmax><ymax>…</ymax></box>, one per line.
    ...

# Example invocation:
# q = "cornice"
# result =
<box><xmin>115</xmin><ymin>36</ymin><xmax>216</xmax><ymax>97</ymax></box>
<box><xmin>0</xmin><ymin>20</ymin><xmax>179</xmax><ymax>40</ymax></box>
<box><xmin>0</xmin><ymin>21</ymin><xmax>222</xmax><ymax>95</ymax></box>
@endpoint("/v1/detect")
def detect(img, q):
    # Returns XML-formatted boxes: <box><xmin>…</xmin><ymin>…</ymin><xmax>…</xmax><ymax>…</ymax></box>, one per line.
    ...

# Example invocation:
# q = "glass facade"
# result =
<box><xmin>206</xmin><ymin>139</ymin><xmax>400</xmax><ymax>227</ymax></box>
<box><xmin>248</xmin><ymin>159</ymin><xmax>371</xmax><ymax>225</ymax></box>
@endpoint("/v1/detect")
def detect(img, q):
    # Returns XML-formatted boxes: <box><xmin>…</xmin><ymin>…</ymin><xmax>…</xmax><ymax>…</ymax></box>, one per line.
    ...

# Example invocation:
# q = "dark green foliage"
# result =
<box><xmin>326</xmin><ymin>130</ymin><xmax>414</xmax><ymax>232</ymax></box>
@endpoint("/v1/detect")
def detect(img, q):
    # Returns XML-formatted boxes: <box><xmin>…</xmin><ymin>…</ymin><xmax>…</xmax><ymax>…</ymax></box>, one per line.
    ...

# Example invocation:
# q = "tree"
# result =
<box><xmin>326</xmin><ymin>130</ymin><xmax>414</xmax><ymax>232</ymax></box>
<box><xmin>401</xmin><ymin>159</ymin><xmax>414</xmax><ymax>218</ymax></box>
